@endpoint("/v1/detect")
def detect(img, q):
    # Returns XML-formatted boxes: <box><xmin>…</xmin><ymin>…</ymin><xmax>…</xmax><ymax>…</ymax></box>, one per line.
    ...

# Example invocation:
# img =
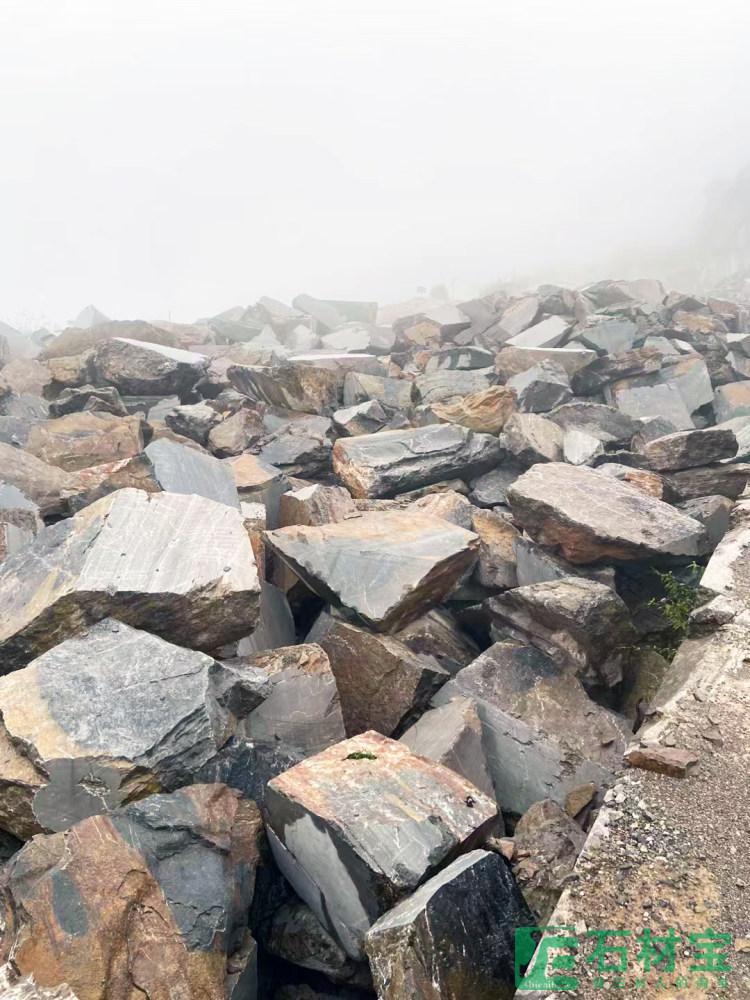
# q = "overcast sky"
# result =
<box><xmin>1</xmin><ymin>0</ymin><xmax>749</xmax><ymax>327</ymax></box>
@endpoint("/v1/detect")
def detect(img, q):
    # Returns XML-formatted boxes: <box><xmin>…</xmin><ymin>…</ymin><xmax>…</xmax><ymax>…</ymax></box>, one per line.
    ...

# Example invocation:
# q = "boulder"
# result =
<box><xmin>332</xmin><ymin>424</ymin><xmax>504</xmax><ymax>499</ymax></box>
<box><xmin>0</xmin><ymin>785</ymin><xmax>262</xmax><ymax>1000</ymax></box>
<box><xmin>0</xmin><ymin>619</ymin><xmax>230</xmax><ymax>837</ymax></box>
<box><xmin>144</xmin><ymin>438</ymin><xmax>240</xmax><ymax>508</ymax></box>
<box><xmin>512</xmin><ymin>536</ymin><xmax>615</xmax><ymax>589</ymax></box>
<box><xmin>393</xmin><ymin>608</ymin><xmax>480</xmax><ymax>673</ymax></box>
<box><xmin>89</xmin><ymin>338</ymin><xmax>207</xmax><ymax>397</ymax></box>
<box><xmin>40</xmin><ymin>320</ymin><xmax>180</xmax><ymax>360</ymax></box>
<box><xmin>507</xmin><ymin>360</ymin><xmax>572</xmax><ymax>413</ymax></box>
<box><xmin>562</xmin><ymin>427</ymin><xmax>603</xmax><ymax>465</ymax></box>
<box><xmin>661</xmin><ymin>463</ymin><xmax>750</xmax><ymax>502</ymax></box>
<box><xmin>506</xmin><ymin>463</ymin><xmax>707</xmax><ymax>563</ymax></box>
<box><xmin>640</xmin><ymin>427</ymin><xmax>738</xmax><ymax>471</ymax></box>
<box><xmin>502</xmin><ymin>412</ymin><xmax>564</xmax><ymax>465</ymax></box>
<box><xmin>0</xmin><ymin>359</ymin><xmax>51</xmax><ymax>398</ymax></box>
<box><xmin>505</xmin><ymin>315</ymin><xmax>570</xmax><ymax>349</ymax></box>
<box><xmin>494</xmin><ymin>345</ymin><xmax>595</xmax><ymax>381</ymax></box>
<box><xmin>413</xmin><ymin>368</ymin><xmax>496</xmax><ymax>407</ymax></box>
<box><xmin>700</xmin><ymin>497</ymin><xmax>750</xmax><ymax>605</ymax></box>
<box><xmin>229</xmin><ymin>453</ymin><xmax>287</xmax><ymax>526</ymax></box>
<box><xmin>228</xmin><ymin>362</ymin><xmax>340</xmax><ymax>414</ymax></box>
<box><xmin>433</xmin><ymin>642</ymin><xmax>631</xmax><ymax>814</ymax></box>
<box><xmin>0</xmin><ymin>489</ymin><xmax>261</xmax><ymax>670</ymax></box>
<box><xmin>219</xmin><ymin>644</ymin><xmax>346</xmax><ymax>755</ymax></box>
<box><xmin>486</xmin><ymin>578</ymin><xmax>636</xmax><ymax>689</ymax></box>
<box><xmin>432</xmin><ymin>385</ymin><xmax>517</xmax><ymax>434</ymax></box>
<box><xmin>332</xmin><ymin>400</ymin><xmax>389</xmax><ymax>436</ymax></box>
<box><xmin>547</xmin><ymin>401</ymin><xmax>640</xmax><ymax>446</ymax></box>
<box><xmin>48</xmin><ymin>385</ymin><xmax>128</xmax><ymax>418</ymax></box>
<box><xmin>400</xmin><ymin>696</ymin><xmax>494</xmax><ymax>797</ymax></box>
<box><xmin>714</xmin><ymin>380</ymin><xmax>750</xmax><ymax>421</ymax></box>
<box><xmin>424</xmin><ymin>346</ymin><xmax>495</xmax><ymax>372</ymax></box>
<box><xmin>468</xmin><ymin>463</ymin><xmax>524</xmax><ymax>507</ymax></box>
<box><xmin>163</xmin><ymin>401</ymin><xmax>221</xmax><ymax>445</ymax></box>
<box><xmin>279</xmin><ymin>484</ymin><xmax>356</xmax><ymax>527</ymax></box>
<box><xmin>263</xmin><ymin>902</ymin><xmax>370</xmax><ymax>988</ymax></box>
<box><xmin>408</xmin><ymin>490</ymin><xmax>474</xmax><ymax>528</ymax></box>
<box><xmin>0</xmin><ymin>965</ymin><xmax>78</xmax><ymax>1000</ymax></box>
<box><xmin>576</xmin><ymin>318</ymin><xmax>637</xmax><ymax>355</ymax></box>
<box><xmin>570</xmin><ymin>346</ymin><xmax>663</xmax><ymax>395</ymax></box>
<box><xmin>676</xmin><ymin>495</ymin><xmax>732</xmax><ymax>549</ymax></box>
<box><xmin>313</xmin><ymin>616</ymin><xmax>449</xmax><ymax>736</ymax></box>
<box><xmin>0</xmin><ymin>443</ymin><xmax>73</xmax><ymax>518</ymax></box>
<box><xmin>610</xmin><ymin>381</ymin><xmax>693</xmax><ymax>430</ymax></box>
<box><xmin>342</xmin><ymin>372</ymin><xmax>414</xmax><ymax>411</ymax></box>
<box><xmin>264</xmin><ymin>731</ymin><xmax>498</xmax><ymax>959</ymax></box>
<box><xmin>364</xmin><ymin>850</ymin><xmax>535</xmax><ymax>1000</ymax></box>
<box><xmin>24</xmin><ymin>412</ymin><xmax>144</xmax><ymax>472</ymax></box>
<box><xmin>496</xmin><ymin>295</ymin><xmax>541</xmax><ymax>337</ymax></box>
<box><xmin>264</xmin><ymin>511</ymin><xmax>478</xmax><ymax>632</ymax></box>
<box><xmin>471</xmin><ymin>508</ymin><xmax>519</xmax><ymax>589</ymax></box>
<box><xmin>596</xmin><ymin>463</ymin><xmax>667</xmax><ymax>500</ymax></box>
<box><xmin>196</xmin><ymin>736</ymin><xmax>305</xmax><ymax>810</ymax></box>
<box><xmin>260</xmin><ymin>415</ymin><xmax>333</xmax><ymax>478</ymax></box>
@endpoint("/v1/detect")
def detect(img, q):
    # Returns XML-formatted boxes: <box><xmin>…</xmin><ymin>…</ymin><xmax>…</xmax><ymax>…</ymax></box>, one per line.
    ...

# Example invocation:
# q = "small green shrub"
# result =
<box><xmin>647</xmin><ymin>565</ymin><xmax>700</xmax><ymax>660</ymax></box>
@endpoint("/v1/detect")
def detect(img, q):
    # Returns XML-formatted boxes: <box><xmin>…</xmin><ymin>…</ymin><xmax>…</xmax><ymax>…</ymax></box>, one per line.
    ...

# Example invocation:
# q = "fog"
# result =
<box><xmin>1</xmin><ymin>0</ymin><xmax>749</xmax><ymax>329</ymax></box>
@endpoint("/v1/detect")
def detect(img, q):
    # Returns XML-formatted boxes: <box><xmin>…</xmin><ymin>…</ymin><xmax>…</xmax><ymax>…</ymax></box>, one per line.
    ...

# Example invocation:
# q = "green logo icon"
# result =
<box><xmin>515</xmin><ymin>926</ymin><xmax>579</xmax><ymax>991</ymax></box>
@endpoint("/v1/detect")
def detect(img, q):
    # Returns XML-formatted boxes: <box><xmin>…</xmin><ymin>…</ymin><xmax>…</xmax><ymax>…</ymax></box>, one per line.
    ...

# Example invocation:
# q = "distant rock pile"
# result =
<box><xmin>0</xmin><ymin>279</ymin><xmax>749</xmax><ymax>999</ymax></box>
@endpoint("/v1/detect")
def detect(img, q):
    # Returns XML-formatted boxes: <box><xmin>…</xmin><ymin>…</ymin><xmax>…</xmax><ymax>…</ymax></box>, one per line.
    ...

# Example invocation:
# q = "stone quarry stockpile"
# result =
<box><xmin>0</xmin><ymin>276</ymin><xmax>749</xmax><ymax>998</ymax></box>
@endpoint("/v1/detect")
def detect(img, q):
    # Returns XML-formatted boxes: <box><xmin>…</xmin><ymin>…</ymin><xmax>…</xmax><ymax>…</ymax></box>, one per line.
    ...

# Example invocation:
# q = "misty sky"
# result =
<box><xmin>1</xmin><ymin>0</ymin><xmax>749</xmax><ymax>328</ymax></box>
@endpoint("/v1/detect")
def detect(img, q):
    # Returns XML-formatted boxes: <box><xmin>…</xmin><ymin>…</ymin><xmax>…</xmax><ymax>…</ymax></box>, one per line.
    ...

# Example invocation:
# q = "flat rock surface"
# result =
<box><xmin>0</xmin><ymin>488</ymin><xmax>260</xmax><ymax>670</ymax></box>
<box><xmin>264</xmin><ymin>511</ymin><xmax>478</xmax><ymax>632</ymax></box>
<box><xmin>507</xmin><ymin>463</ymin><xmax>707</xmax><ymax>563</ymax></box>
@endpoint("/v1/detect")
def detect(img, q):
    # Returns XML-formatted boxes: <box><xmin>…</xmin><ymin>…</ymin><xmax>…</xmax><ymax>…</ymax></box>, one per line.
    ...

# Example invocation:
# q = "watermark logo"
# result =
<box><xmin>515</xmin><ymin>926</ymin><xmax>732</xmax><ymax>991</ymax></box>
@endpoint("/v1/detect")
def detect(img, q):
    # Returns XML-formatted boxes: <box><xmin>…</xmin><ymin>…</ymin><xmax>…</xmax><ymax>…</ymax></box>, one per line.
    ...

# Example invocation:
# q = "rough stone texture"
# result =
<box><xmin>624</xmin><ymin>743</ymin><xmax>700</xmax><ymax>777</ymax></box>
<box><xmin>562</xmin><ymin>427</ymin><xmax>603</xmax><ymax>465</ymax></box>
<box><xmin>196</xmin><ymin>736</ymin><xmax>305</xmax><ymax>810</ymax></box>
<box><xmin>0</xmin><ymin>443</ymin><xmax>75</xmax><ymax>517</ymax></box>
<box><xmin>0</xmin><ymin>484</ymin><xmax>42</xmax><ymax>562</ymax></box>
<box><xmin>48</xmin><ymin>385</ymin><xmax>127</xmax><ymax>418</ymax></box>
<box><xmin>570</xmin><ymin>346</ymin><xmax>663</xmax><ymax>395</ymax></box>
<box><xmin>595</xmin><ymin>462</ymin><xmax>667</xmax><ymax>500</ymax></box>
<box><xmin>228</xmin><ymin>362</ymin><xmax>340</xmax><ymax>414</ymax></box>
<box><xmin>365</xmin><ymin>849</ymin><xmax>535</xmax><ymax>1000</ymax></box>
<box><xmin>502</xmin><ymin>412</ymin><xmax>563</xmax><ymax>465</ymax></box>
<box><xmin>433</xmin><ymin>642</ymin><xmax>632</xmax><ymax>814</ymax></box>
<box><xmin>0</xmin><ymin>488</ymin><xmax>261</xmax><ymax>670</ymax></box>
<box><xmin>661</xmin><ymin>462</ymin><xmax>750</xmax><ymax>501</ymax></box>
<box><xmin>431</xmin><ymin>385</ymin><xmax>517</xmax><ymax>434</ymax></box>
<box><xmin>495</xmin><ymin>345</ymin><xmax>595</xmax><ymax>381</ymax></box>
<box><xmin>0</xmin><ymin>965</ymin><xmax>78</xmax><ymax>1000</ymax></box>
<box><xmin>676</xmin><ymin>495</ymin><xmax>733</xmax><ymax>550</ymax></box>
<box><xmin>24</xmin><ymin>412</ymin><xmax>144</xmax><ymax>472</ymax></box>
<box><xmin>611</xmin><ymin>381</ymin><xmax>694</xmax><ymax>430</ymax></box>
<box><xmin>507</xmin><ymin>360</ymin><xmax>573</xmax><ymax>413</ymax></box>
<box><xmin>333</xmin><ymin>424</ymin><xmax>503</xmax><ymax>499</ymax></box>
<box><xmin>512</xmin><ymin>798</ymin><xmax>586</xmax><ymax>922</ymax></box>
<box><xmin>413</xmin><ymin>367</ymin><xmax>496</xmax><ymax>407</ymax></box>
<box><xmin>332</xmin><ymin>399</ymin><xmax>389</xmax><ymax>436</ymax></box>
<box><xmin>264</xmin><ymin>731</ymin><xmax>498</xmax><ymax>959</ymax></box>
<box><xmin>60</xmin><ymin>454</ymin><xmax>161</xmax><ymax>514</ymax></box>
<box><xmin>700</xmin><ymin>497</ymin><xmax>750</xmax><ymax>605</ymax></box>
<box><xmin>219</xmin><ymin>644</ymin><xmax>346</xmax><ymax>754</ymax></box>
<box><xmin>469</xmin><ymin>463</ymin><xmax>524</xmax><ymax>506</ymax></box>
<box><xmin>399</xmin><ymin>696</ymin><xmax>494</xmax><ymax>797</ymax></box>
<box><xmin>497</xmin><ymin>295</ymin><xmax>541</xmax><ymax>338</ymax></box>
<box><xmin>715</xmin><ymin>379</ymin><xmax>750</xmax><ymax>421</ymax></box>
<box><xmin>506</xmin><ymin>463</ymin><xmax>707</xmax><ymax>563</ymax></box>
<box><xmin>164</xmin><ymin>400</ymin><xmax>222</xmax><ymax>445</ymax></box>
<box><xmin>144</xmin><ymin>438</ymin><xmax>241</xmax><ymax>508</ymax></box>
<box><xmin>486</xmin><ymin>578</ymin><xmax>636</xmax><ymax>689</ymax></box>
<box><xmin>279</xmin><ymin>484</ymin><xmax>356</xmax><ymax>527</ymax></box>
<box><xmin>641</xmin><ymin>427</ymin><xmax>738</xmax><ymax>471</ymax></box>
<box><xmin>471</xmin><ymin>508</ymin><xmax>520</xmax><ymax>589</ymax></box>
<box><xmin>313</xmin><ymin>617</ymin><xmax>449</xmax><ymax>737</ymax></box>
<box><xmin>547</xmin><ymin>401</ymin><xmax>640</xmax><ymax>445</ymax></box>
<box><xmin>0</xmin><ymin>619</ymin><xmax>224</xmax><ymax>837</ymax></box>
<box><xmin>40</xmin><ymin>320</ymin><xmax>182</xmax><ymax>360</ymax></box>
<box><xmin>0</xmin><ymin>784</ymin><xmax>262</xmax><ymax>1000</ymax></box>
<box><xmin>264</xmin><ymin>902</ymin><xmax>369</xmax><ymax>987</ymax></box>
<box><xmin>207</xmin><ymin>408</ymin><xmax>264</xmax><ymax>457</ymax></box>
<box><xmin>229</xmin><ymin>453</ymin><xmax>287</xmax><ymax>525</ymax></box>
<box><xmin>264</xmin><ymin>512</ymin><xmax>478</xmax><ymax>632</ymax></box>
<box><xmin>260</xmin><ymin>415</ymin><xmax>333</xmax><ymax>479</ymax></box>
<box><xmin>393</xmin><ymin>608</ymin><xmax>480</xmax><ymax>673</ymax></box>
<box><xmin>576</xmin><ymin>318</ymin><xmax>637</xmax><ymax>355</ymax></box>
<box><xmin>512</xmin><ymin>536</ymin><xmax>615</xmax><ymax>589</ymax></box>
<box><xmin>89</xmin><ymin>338</ymin><xmax>207</xmax><ymax>397</ymax></box>
<box><xmin>343</xmin><ymin>372</ymin><xmax>414</xmax><ymax>411</ymax></box>
<box><xmin>506</xmin><ymin>315</ymin><xmax>570</xmax><ymax>349</ymax></box>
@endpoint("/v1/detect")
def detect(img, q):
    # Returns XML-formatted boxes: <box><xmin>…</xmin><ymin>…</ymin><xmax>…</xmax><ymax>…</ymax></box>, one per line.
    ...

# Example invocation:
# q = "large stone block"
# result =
<box><xmin>144</xmin><ymin>437</ymin><xmax>240</xmax><ymax>508</ymax></box>
<box><xmin>89</xmin><ymin>338</ymin><xmax>207</xmax><ymax>397</ymax></box>
<box><xmin>0</xmin><ymin>488</ymin><xmax>261</xmax><ymax>670</ymax></box>
<box><xmin>264</xmin><ymin>511</ymin><xmax>478</xmax><ymax>632</ymax></box>
<box><xmin>264</xmin><ymin>731</ymin><xmax>498</xmax><ymax>959</ymax></box>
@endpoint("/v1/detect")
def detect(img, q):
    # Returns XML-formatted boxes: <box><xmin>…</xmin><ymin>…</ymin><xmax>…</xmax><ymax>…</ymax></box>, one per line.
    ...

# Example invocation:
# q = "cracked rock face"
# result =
<box><xmin>144</xmin><ymin>437</ymin><xmax>241</xmax><ymax>508</ymax></box>
<box><xmin>264</xmin><ymin>731</ymin><xmax>498</xmax><ymax>960</ymax></box>
<box><xmin>264</xmin><ymin>511</ymin><xmax>478</xmax><ymax>632</ymax></box>
<box><xmin>89</xmin><ymin>337</ymin><xmax>207</xmax><ymax>397</ymax></box>
<box><xmin>0</xmin><ymin>784</ymin><xmax>263</xmax><ymax>1000</ymax></box>
<box><xmin>507</xmin><ymin>462</ymin><xmax>708</xmax><ymax>563</ymax></box>
<box><xmin>0</xmin><ymin>618</ymin><xmax>224</xmax><ymax>838</ymax></box>
<box><xmin>24</xmin><ymin>412</ymin><xmax>145</xmax><ymax>472</ymax></box>
<box><xmin>332</xmin><ymin>423</ymin><xmax>504</xmax><ymax>499</ymax></box>
<box><xmin>433</xmin><ymin>641</ymin><xmax>631</xmax><ymax>814</ymax></box>
<box><xmin>0</xmin><ymin>488</ymin><xmax>261</xmax><ymax>670</ymax></box>
<box><xmin>365</xmin><ymin>849</ymin><xmax>536</xmax><ymax>1000</ymax></box>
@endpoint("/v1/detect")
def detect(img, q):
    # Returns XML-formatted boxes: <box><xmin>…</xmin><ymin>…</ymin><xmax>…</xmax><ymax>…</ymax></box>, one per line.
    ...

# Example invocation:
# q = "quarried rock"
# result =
<box><xmin>547</xmin><ymin>401</ymin><xmax>640</xmax><ymax>446</ymax></box>
<box><xmin>264</xmin><ymin>731</ymin><xmax>498</xmax><ymax>959</ymax></box>
<box><xmin>431</xmin><ymin>385</ymin><xmax>517</xmax><ymax>434</ymax></box>
<box><xmin>0</xmin><ymin>485</ymin><xmax>42</xmax><ymax>562</ymax></box>
<box><xmin>0</xmin><ymin>488</ymin><xmax>261</xmax><ymax>670</ymax></box>
<box><xmin>512</xmin><ymin>799</ymin><xmax>586</xmax><ymax>922</ymax></box>
<box><xmin>48</xmin><ymin>385</ymin><xmax>127</xmax><ymax>418</ymax></box>
<box><xmin>714</xmin><ymin>380</ymin><xmax>750</xmax><ymax>421</ymax></box>
<box><xmin>364</xmin><ymin>849</ymin><xmax>535</xmax><ymax>1000</ymax></box>
<box><xmin>507</xmin><ymin>463</ymin><xmax>707</xmax><ymax>563</ymax></box>
<box><xmin>502</xmin><ymin>412</ymin><xmax>563</xmax><ymax>465</ymax></box>
<box><xmin>0</xmin><ymin>443</ymin><xmax>73</xmax><ymax>518</ymax></box>
<box><xmin>228</xmin><ymin>362</ymin><xmax>340</xmax><ymax>414</ymax></box>
<box><xmin>24</xmin><ymin>412</ymin><xmax>144</xmax><ymax>472</ymax></box>
<box><xmin>332</xmin><ymin>400</ymin><xmax>389</xmax><ymax>436</ymax></box>
<box><xmin>264</xmin><ymin>512</ymin><xmax>478</xmax><ymax>632</ymax></box>
<box><xmin>399</xmin><ymin>696</ymin><xmax>494</xmax><ymax>797</ymax></box>
<box><xmin>332</xmin><ymin>424</ymin><xmax>503</xmax><ymax>499</ymax></box>
<box><xmin>507</xmin><ymin>360</ymin><xmax>572</xmax><ymax>413</ymax></box>
<box><xmin>640</xmin><ymin>427</ymin><xmax>738</xmax><ymax>471</ymax></box>
<box><xmin>164</xmin><ymin>400</ymin><xmax>221</xmax><ymax>445</ymax></box>
<box><xmin>89</xmin><ymin>338</ymin><xmax>207</xmax><ymax>397</ymax></box>
<box><xmin>433</xmin><ymin>642</ymin><xmax>631</xmax><ymax>814</ymax></box>
<box><xmin>313</xmin><ymin>617</ymin><xmax>449</xmax><ymax>736</ymax></box>
<box><xmin>0</xmin><ymin>619</ymin><xmax>223</xmax><ymax>837</ymax></box>
<box><xmin>486</xmin><ymin>578</ymin><xmax>636</xmax><ymax>689</ymax></box>
<box><xmin>0</xmin><ymin>784</ymin><xmax>262</xmax><ymax>1000</ymax></box>
<box><xmin>661</xmin><ymin>462</ymin><xmax>750</xmax><ymax>502</ymax></box>
<box><xmin>279</xmin><ymin>484</ymin><xmax>356</xmax><ymax>527</ymax></box>
<box><xmin>144</xmin><ymin>438</ymin><xmax>240</xmax><ymax>508</ymax></box>
<box><xmin>263</xmin><ymin>902</ymin><xmax>370</xmax><ymax>987</ymax></box>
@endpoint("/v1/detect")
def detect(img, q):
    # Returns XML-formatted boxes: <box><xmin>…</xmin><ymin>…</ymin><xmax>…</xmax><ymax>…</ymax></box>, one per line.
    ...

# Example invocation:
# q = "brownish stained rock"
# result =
<box><xmin>24</xmin><ymin>413</ymin><xmax>145</xmax><ymax>472</ymax></box>
<box><xmin>625</xmin><ymin>743</ymin><xmax>700</xmax><ymax>777</ymax></box>
<box><xmin>432</xmin><ymin>385</ymin><xmax>517</xmax><ymax>434</ymax></box>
